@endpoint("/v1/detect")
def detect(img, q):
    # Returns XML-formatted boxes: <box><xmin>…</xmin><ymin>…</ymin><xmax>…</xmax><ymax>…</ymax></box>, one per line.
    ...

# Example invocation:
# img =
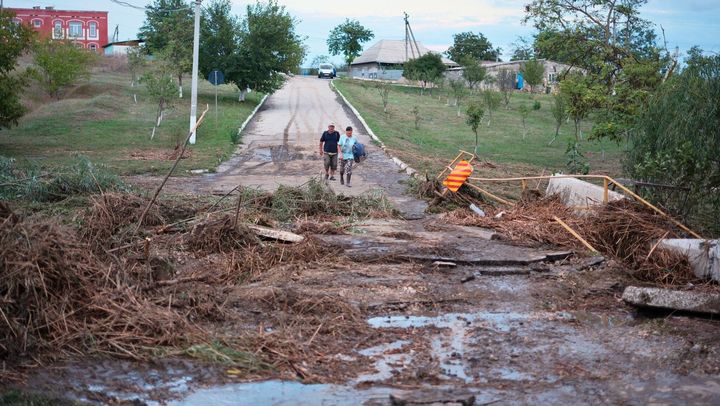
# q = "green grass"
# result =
<box><xmin>334</xmin><ymin>79</ymin><xmax>626</xmax><ymax>176</ymax></box>
<box><xmin>0</xmin><ymin>68</ymin><xmax>263</xmax><ymax>176</ymax></box>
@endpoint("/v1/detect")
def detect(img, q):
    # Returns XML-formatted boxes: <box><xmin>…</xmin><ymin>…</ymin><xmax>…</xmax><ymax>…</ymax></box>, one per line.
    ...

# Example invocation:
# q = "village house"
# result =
<box><xmin>7</xmin><ymin>5</ymin><xmax>109</xmax><ymax>53</ymax></box>
<box><xmin>445</xmin><ymin>59</ymin><xmax>584</xmax><ymax>93</ymax></box>
<box><xmin>350</xmin><ymin>39</ymin><xmax>458</xmax><ymax>81</ymax></box>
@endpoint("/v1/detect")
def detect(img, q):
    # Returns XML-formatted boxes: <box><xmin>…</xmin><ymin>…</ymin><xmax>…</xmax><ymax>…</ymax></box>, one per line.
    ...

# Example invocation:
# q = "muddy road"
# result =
<box><xmin>201</xmin><ymin>76</ymin><xmax>426</xmax><ymax>219</ymax></box>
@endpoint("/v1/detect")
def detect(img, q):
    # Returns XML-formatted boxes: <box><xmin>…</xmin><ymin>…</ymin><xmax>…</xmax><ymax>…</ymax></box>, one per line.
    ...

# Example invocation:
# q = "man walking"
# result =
<box><xmin>339</xmin><ymin>126</ymin><xmax>358</xmax><ymax>187</ymax></box>
<box><xmin>319</xmin><ymin>123</ymin><xmax>340</xmax><ymax>181</ymax></box>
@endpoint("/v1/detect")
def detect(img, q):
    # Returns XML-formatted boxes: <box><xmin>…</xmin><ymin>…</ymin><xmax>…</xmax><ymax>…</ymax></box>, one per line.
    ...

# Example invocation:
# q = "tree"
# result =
<box><xmin>549</xmin><ymin>93</ymin><xmax>568</xmax><ymax>145</ymax></box>
<box><xmin>446</xmin><ymin>32</ymin><xmax>501</xmax><ymax>62</ymax></box>
<box><xmin>127</xmin><ymin>47</ymin><xmax>146</xmax><ymax>104</ymax></box>
<box><xmin>376</xmin><ymin>81</ymin><xmax>390</xmax><ymax>114</ymax></box>
<box><xmin>510</xmin><ymin>37</ymin><xmax>535</xmax><ymax>61</ymax></box>
<box><xmin>518</xmin><ymin>103</ymin><xmax>530</xmax><ymax>139</ymax></box>
<box><xmin>139</xmin><ymin>0</ymin><xmax>193</xmax><ymax>98</ymax></box>
<box><xmin>411</xmin><ymin>105</ymin><xmax>422</xmax><ymax>130</ymax></box>
<box><xmin>30</xmin><ymin>40</ymin><xmax>96</xmax><ymax>99</ymax></box>
<box><xmin>497</xmin><ymin>69</ymin><xmax>515</xmax><ymax>108</ymax></box>
<box><xmin>310</xmin><ymin>55</ymin><xmax>330</xmax><ymax>67</ymax></box>
<box><xmin>200</xmin><ymin>0</ymin><xmax>240</xmax><ymax>80</ymax></box>
<box><xmin>229</xmin><ymin>0</ymin><xmax>307</xmax><ymax>100</ymax></box>
<box><xmin>521</xmin><ymin>59</ymin><xmax>544</xmax><ymax>93</ymax></box>
<box><xmin>403</xmin><ymin>53</ymin><xmax>446</xmax><ymax>96</ymax></box>
<box><xmin>466</xmin><ymin>102</ymin><xmax>485</xmax><ymax>155</ymax></box>
<box><xmin>327</xmin><ymin>19</ymin><xmax>374</xmax><ymax>68</ymax></box>
<box><xmin>448</xmin><ymin>79</ymin><xmax>468</xmax><ymax>117</ymax></box>
<box><xmin>461</xmin><ymin>57</ymin><xmax>486</xmax><ymax>92</ymax></box>
<box><xmin>627</xmin><ymin>49</ymin><xmax>720</xmax><ymax>235</ymax></box>
<box><xmin>141</xmin><ymin>59</ymin><xmax>176</xmax><ymax>140</ymax></box>
<box><xmin>0</xmin><ymin>9</ymin><xmax>35</xmax><ymax>128</ymax></box>
<box><xmin>482</xmin><ymin>90</ymin><xmax>501</xmax><ymax>126</ymax></box>
<box><xmin>559</xmin><ymin>73</ymin><xmax>603</xmax><ymax>142</ymax></box>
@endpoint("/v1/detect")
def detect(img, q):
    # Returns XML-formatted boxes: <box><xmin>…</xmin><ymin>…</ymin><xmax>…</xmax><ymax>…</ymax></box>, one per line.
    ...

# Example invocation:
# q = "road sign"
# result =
<box><xmin>443</xmin><ymin>160</ymin><xmax>474</xmax><ymax>192</ymax></box>
<box><xmin>208</xmin><ymin>70</ymin><xmax>224</xmax><ymax>85</ymax></box>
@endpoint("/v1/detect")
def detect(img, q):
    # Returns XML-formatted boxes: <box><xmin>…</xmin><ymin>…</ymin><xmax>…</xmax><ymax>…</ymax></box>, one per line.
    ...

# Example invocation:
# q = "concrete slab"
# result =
<box><xmin>658</xmin><ymin>239</ymin><xmax>720</xmax><ymax>282</ymax></box>
<box><xmin>622</xmin><ymin>286</ymin><xmax>720</xmax><ymax>315</ymax></box>
<box><xmin>547</xmin><ymin>176</ymin><xmax>624</xmax><ymax>208</ymax></box>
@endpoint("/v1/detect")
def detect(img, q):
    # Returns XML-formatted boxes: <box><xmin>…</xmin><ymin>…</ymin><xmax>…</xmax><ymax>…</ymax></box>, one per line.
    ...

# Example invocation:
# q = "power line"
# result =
<box><xmin>108</xmin><ymin>0</ymin><xmax>190</xmax><ymax>13</ymax></box>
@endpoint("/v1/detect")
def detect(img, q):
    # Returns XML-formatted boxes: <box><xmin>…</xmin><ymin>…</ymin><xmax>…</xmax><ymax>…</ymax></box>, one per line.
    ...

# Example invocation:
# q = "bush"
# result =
<box><xmin>533</xmin><ymin>100</ymin><xmax>541</xmax><ymax>110</ymax></box>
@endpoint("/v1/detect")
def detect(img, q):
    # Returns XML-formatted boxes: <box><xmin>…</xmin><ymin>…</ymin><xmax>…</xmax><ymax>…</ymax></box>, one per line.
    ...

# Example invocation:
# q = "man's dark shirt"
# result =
<box><xmin>320</xmin><ymin>130</ymin><xmax>340</xmax><ymax>153</ymax></box>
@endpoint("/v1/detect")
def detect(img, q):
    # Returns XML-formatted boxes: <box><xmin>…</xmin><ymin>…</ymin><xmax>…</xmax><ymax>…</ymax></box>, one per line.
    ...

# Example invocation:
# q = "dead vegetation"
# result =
<box><xmin>441</xmin><ymin>193</ymin><xmax>706</xmax><ymax>287</ymax></box>
<box><xmin>0</xmin><ymin>180</ymin><xmax>394</xmax><ymax>381</ymax></box>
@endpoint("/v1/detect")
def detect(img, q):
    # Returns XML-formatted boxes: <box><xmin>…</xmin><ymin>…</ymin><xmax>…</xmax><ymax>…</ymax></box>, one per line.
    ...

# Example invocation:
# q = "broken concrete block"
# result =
<box><xmin>546</xmin><ymin>176</ymin><xmax>624</xmax><ymax>208</ymax></box>
<box><xmin>658</xmin><ymin>239</ymin><xmax>720</xmax><ymax>282</ymax></box>
<box><xmin>432</xmin><ymin>261</ymin><xmax>457</xmax><ymax>268</ymax></box>
<box><xmin>469</xmin><ymin>204</ymin><xmax>485</xmax><ymax>217</ymax></box>
<box><xmin>622</xmin><ymin>286</ymin><xmax>720</xmax><ymax>315</ymax></box>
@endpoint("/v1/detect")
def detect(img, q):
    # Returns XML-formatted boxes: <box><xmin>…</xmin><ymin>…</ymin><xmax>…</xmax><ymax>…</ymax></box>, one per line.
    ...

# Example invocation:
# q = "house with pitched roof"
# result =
<box><xmin>350</xmin><ymin>39</ymin><xmax>458</xmax><ymax>81</ymax></box>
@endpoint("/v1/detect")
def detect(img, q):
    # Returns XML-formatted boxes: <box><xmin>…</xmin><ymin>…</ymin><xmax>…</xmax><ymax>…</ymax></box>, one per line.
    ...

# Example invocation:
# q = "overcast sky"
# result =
<box><xmin>5</xmin><ymin>0</ymin><xmax>720</xmax><ymax>65</ymax></box>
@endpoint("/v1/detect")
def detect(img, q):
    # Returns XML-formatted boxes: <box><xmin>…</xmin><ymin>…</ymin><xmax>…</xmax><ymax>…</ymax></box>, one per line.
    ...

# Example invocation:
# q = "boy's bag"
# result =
<box><xmin>352</xmin><ymin>142</ymin><xmax>367</xmax><ymax>163</ymax></box>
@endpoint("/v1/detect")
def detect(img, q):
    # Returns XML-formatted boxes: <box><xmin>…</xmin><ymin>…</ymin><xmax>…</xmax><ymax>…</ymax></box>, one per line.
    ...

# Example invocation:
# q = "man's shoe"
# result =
<box><xmin>324</xmin><ymin>174</ymin><xmax>329</xmax><ymax>180</ymax></box>
<box><xmin>329</xmin><ymin>176</ymin><xmax>336</xmax><ymax>180</ymax></box>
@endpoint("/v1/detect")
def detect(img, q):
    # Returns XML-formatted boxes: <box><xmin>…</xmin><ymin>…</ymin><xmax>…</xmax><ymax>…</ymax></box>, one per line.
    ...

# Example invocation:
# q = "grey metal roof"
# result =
<box><xmin>351</xmin><ymin>39</ymin><xmax>457</xmax><ymax>66</ymax></box>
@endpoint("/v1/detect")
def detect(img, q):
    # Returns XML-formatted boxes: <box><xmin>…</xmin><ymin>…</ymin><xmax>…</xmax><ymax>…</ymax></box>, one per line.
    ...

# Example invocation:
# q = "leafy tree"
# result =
<box><xmin>466</xmin><ymin>102</ymin><xmax>485</xmax><ymax>155</ymax></box>
<box><xmin>139</xmin><ymin>0</ymin><xmax>193</xmax><ymax>98</ymax></box>
<box><xmin>518</xmin><ymin>103</ymin><xmax>530</xmax><ymax>139</ymax></box>
<box><xmin>310</xmin><ymin>54</ymin><xmax>330</xmax><ymax>67</ymax></box>
<box><xmin>30</xmin><ymin>40</ymin><xmax>97</xmax><ymax>99</ymax></box>
<box><xmin>200</xmin><ymin>0</ymin><xmax>240</xmax><ymax>80</ymax></box>
<box><xmin>446</xmin><ymin>32</ymin><xmax>501</xmax><ymax>63</ymax></box>
<box><xmin>141</xmin><ymin>59</ymin><xmax>177</xmax><ymax>140</ymax></box>
<box><xmin>559</xmin><ymin>73</ymin><xmax>603</xmax><ymax>142</ymax></box>
<box><xmin>411</xmin><ymin>105</ymin><xmax>422</xmax><ymax>130</ymax></box>
<box><xmin>0</xmin><ymin>10</ymin><xmax>35</xmax><ymax>128</ymax></box>
<box><xmin>327</xmin><ymin>19</ymin><xmax>374</xmax><ymax>68</ymax></box>
<box><xmin>482</xmin><ymin>90</ymin><xmax>501</xmax><ymax>126</ymax></box>
<box><xmin>229</xmin><ymin>0</ymin><xmax>307</xmax><ymax>100</ymax></box>
<box><xmin>376</xmin><ymin>81</ymin><xmax>390</xmax><ymax>114</ymax></box>
<box><xmin>461</xmin><ymin>57</ymin><xmax>486</xmax><ymax>92</ymax></box>
<box><xmin>510</xmin><ymin>37</ymin><xmax>535</xmax><ymax>61</ymax></box>
<box><xmin>497</xmin><ymin>69</ymin><xmax>515</xmax><ymax>108</ymax></box>
<box><xmin>521</xmin><ymin>59</ymin><xmax>544</xmax><ymax>93</ymax></box>
<box><xmin>549</xmin><ymin>93</ymin><xmax>568</xmax><ymax>145</ymax></box>
<box><xmin>403</xmin><ymin>53</ymin><xmax>446</xmax><ymax>96</ymax></box>
<box><xmin>627</xmin><ymin>50</ymin><xmax>720</xmax><ymax>235</ymax></box>
<box><xmin>448</xmin><ymin>79</ymin><xmax>468</xmax><ymax>117</ymax></box>
<box><xmin>127</xmin><ymin>47</ymin><xmax>147</xmax><ymax>87</ymax></box>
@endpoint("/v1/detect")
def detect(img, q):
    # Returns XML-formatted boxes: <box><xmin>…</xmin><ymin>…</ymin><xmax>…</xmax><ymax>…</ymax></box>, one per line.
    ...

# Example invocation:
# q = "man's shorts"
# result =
<box><xmin>323</xmin><ymin>153</ymin><xmax>338</xmax><ymax>171</ymax></box>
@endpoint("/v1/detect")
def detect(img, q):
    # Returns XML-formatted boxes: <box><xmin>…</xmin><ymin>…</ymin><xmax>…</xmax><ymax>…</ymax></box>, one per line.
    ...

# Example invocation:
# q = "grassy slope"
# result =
<box><xmin>0</xmin><ymin>65</ymin><xmax>262</xmax><ymax>176</ymax></box>
<box><xmin>334</xmin><ymin>79</ymin><xmax>626</xmax><ymax>177</ymax></box>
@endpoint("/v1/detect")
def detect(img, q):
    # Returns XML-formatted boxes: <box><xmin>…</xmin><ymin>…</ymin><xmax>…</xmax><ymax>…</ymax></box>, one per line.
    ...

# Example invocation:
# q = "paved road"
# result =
<box><xmin>202</xmin><ymin>76</ymin><xmax>426</xmax><ymax>219</ymax></box>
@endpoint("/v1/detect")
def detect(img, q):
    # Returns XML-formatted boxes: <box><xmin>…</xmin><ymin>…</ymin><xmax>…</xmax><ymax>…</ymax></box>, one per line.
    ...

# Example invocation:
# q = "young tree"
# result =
<box><xmin>559</xmin><ymin>73</ymin><xmax>602</xmax><ymax>142</ymax></box>
<box><xmin>127</xmin><ymin>47</ymin><xmax>146</xmax><ymax>104</ymax></box>
<box><xmin>403</xmin><ymin>53</ymin><xmax>446</xmax><ymax>96</ymax></box>
<box><xmin>466</xmin><ymin>102</ymin><xmax>485</xmax><ymax>155</ymax></box>
<box><xmin>141</xmin><ymin>60</ymin><xmax>176</xmax><ymax>140</ymax></box>
<box><xmin>411</xmin><ymin>105</ymin><xmax>422</xmax><ymax>130</ymax></box>
<box><xmin>0</xmin><ymin>9</ymin><xmax>35</xmax><ymax>128</ymax></box>
<box><xmin>518</xmin><ymin>103</ymin><xmax>530</xmax><ymax>139</ymax></box>
<box><xmin>327</xmin><ymin>19</ymin><xmax>374</xmax><ymax>69</ymax></box>
<box><xmin>200</xmin><ymin>0</ymin><xmax>240</xmax><ymax>81</ymax></box>
<box><xmin>229</xmin><ymin>0</ymin><xmax>307</xmax><ymax>101</ymax></box>
<box><xmin>30</xmin><ymin>40</ymin><xmax>97</xmax><ymax>99</ymax></box>
<box><xmin>448</xmin><ymin>78</ymin><xmax>468</xmax><ymax>117</ymax></box>
<box><xmin>549</xmin><ymin>93</ymin><xmax>568</xmax><ymax>145</ymax></box>
<box><xmin>446</xmin><ymin>32</ymin><xmax>501</xmax><ymax>62</ymax></box>
<box><xmin>497</xmin><ymin>69</ymin><xmax>515</xmax><ymax>108</ymax></box>
<box><xmin>139</xmin><ymin>0</ymin><xmax>193</xmax><ymax>98</ymax></box>
<box><xmin>376</xmin><ymin>81</ymin><xmax>391</xmax><ymax>114</ymax></box>
<box><xmin>461</xmin><ymin>57</ymin><xmax>486</xmax><ymax>92</ymax></box>
<box><xmin>482</xmin><ymin>90</ymin><xmax>501</xmax><ymax>126</ymax></box>
<box><xmin>521</xmin><ymin>59</ymin><xmax>544</xmax><ymax>93</ymax></box>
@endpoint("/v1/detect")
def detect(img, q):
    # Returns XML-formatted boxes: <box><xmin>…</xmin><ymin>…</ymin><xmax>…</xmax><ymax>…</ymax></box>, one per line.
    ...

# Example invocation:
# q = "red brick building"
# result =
<box><xmin>8</xmin><ymin>6</ymin><xmax>109</xmax><ymax>53</ymax></box>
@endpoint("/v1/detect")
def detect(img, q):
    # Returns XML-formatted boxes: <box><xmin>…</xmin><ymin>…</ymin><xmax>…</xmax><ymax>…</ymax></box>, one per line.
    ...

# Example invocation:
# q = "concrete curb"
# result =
<box><xmin>331</xmin><ymin>80</ymin><xmax>417</xmax><ymax>177</ymax></box>
<box><xmin>237</xmin><ymin>93</ymin><xmax>269</xmax><ymax>138</ymax></box>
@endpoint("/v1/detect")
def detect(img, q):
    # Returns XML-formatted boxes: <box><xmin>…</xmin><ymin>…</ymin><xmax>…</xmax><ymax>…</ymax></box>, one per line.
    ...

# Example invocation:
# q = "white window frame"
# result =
<box><xmin>88</xmin><ymin>21</ymin><xmax>98</xmax><ymax>39</ymax></box>
<box><xmin>52</xmin><ymin>20</ymin><xmax>64</xmax><ymax>39</ymax></box>
<box><xmin>88</xmin><ymin>43</ymin><xmax>98</xmax><ymax>52</ymax></box>
<box><xmin>68</xmin><ymin>21</ymin><xmax>83</xmax><ymax>39</ymax></box>
<box><xmin>32</xmin><ymin>19</ymin><xmax>42</xmax><ymax>28</ymax></box>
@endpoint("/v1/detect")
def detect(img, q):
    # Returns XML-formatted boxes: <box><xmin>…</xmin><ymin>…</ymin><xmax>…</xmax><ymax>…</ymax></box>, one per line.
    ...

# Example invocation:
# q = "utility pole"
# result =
<box><xmin>188</xmin><ymin>0</ymin><xmax>201</xmax><ymax>144</ymax></box>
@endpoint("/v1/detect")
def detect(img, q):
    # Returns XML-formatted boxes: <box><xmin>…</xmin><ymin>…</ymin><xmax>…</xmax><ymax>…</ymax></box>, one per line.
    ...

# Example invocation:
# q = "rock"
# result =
<box><xmin>622</xmin><ymin>286</ymin><xmax>720</xmax><ymax>315</ymax></box>
<box><xmin>433</xmin><ymin>261</ymin><xmax>457</xmax><ymax>268</ymax></box>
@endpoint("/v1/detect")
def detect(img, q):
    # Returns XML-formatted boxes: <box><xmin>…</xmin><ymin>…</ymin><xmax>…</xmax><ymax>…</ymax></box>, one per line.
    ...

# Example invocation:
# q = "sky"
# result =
<box><xmin>4</xmin><ymin>0</ymin><xmax>720</xmax><ymax>65</ymax></box>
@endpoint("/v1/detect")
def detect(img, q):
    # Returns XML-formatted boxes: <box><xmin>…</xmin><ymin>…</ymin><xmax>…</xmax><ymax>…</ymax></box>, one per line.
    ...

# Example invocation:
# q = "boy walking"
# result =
<box><xmin>339</xmin><ymin>126</ymin><xmax>357</xmax><ymax>187</ymax></box>
<box><xmin>319</xmin><ymin>123</ymin><xmax>340</xmax><ymax>180</ymax></box>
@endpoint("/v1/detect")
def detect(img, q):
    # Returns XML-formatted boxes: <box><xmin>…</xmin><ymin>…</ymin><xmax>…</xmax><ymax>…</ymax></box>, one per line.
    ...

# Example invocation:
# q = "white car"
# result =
<box><xmin>318</xmin><ymin>63</ymin><xmax>335</xmax><ymax>79</ymax></box>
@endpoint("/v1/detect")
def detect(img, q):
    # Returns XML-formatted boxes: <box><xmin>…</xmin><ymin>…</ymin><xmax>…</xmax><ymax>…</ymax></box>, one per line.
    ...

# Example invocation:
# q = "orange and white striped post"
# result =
<box><xmin>442</xmin><ymin>160</ymin><xmax>474</xmax><ymax>192</ymax></box>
